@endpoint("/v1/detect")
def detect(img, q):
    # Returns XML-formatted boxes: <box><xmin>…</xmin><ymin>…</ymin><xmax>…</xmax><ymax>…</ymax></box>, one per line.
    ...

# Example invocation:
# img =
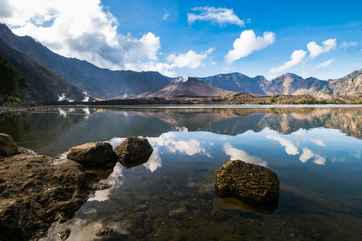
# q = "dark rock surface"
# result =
<box><xmin>215</xmin><ymin>160</ymin><xmax>279</xmax><ymax>207</ymax></box>
<box><xmin>115</xmin><ymin>137</ymin><xmax>153</xmax><ymax>168</ymax></box>
<box><xmin>0</xmin><ymin>138</ymin><xmax>117</xmax><ymax>241</ymax></box>
<box><xmin>0</xmin><ymin>133</ymin><xmax>18</xmax><ymax>157</ymax></box>
<box><xmin>67</xmin><ymin>142</ymin><xmax>118</xmax><ymax>169</ymax></box>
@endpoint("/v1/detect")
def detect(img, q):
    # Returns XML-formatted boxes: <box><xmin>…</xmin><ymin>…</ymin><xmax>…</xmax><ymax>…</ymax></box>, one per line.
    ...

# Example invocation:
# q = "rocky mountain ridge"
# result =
<box><xmin>0</xmin><ymin>23</ymin><xmax>361</xmax><ymax>101</ymax></box>
<box><xmin>139</xmin><ymin>77</ymin><xmax>234</xmax><ymax>98</ymax></box>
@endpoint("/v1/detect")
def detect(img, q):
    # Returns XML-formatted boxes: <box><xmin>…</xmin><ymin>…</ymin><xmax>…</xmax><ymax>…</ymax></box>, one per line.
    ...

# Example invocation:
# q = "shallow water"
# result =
<box><xmin>1</xmin><ymin>107</ymin><xmax>362</xmax><ymax>241</ymax></box>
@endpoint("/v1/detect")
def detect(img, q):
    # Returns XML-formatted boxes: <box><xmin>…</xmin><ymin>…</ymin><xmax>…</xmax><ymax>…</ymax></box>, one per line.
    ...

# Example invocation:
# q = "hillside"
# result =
<box><xmin>201</xmin><ymin>73</ymin><xmax>267</xmax><ymax>95</ymax></box>
<box><xmin>139</xmin><ymin>77</ymin><xmax>234</xmax><ymax>98</ymax></box>
<box><xmin>0</xmin><ymin>39</ymin><xmax>85</xmax><ymax>105</ymax></box>
<box><xmin>0</xmin><ymin>24</ymin><xmax>171</xmax><ymax>99</ymax></box>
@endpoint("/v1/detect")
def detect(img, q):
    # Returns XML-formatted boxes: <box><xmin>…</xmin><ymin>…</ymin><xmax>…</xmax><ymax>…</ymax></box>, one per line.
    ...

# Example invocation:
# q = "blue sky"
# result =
<box><xmin>1</xmin><ymin>0</ymin><xmax>362</xmax><ymax>79</ymax></box>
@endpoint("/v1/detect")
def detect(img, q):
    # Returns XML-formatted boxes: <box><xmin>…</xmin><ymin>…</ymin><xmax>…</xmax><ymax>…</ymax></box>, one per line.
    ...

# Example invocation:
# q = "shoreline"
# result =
<box><xmin>1</xmin><ymin>103</ymin><xmax>362</xmax><ymax>113</ymax></box>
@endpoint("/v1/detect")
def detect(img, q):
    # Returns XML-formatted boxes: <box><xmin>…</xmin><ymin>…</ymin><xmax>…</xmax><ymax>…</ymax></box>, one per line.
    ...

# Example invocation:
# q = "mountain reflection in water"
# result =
<box><xmin>1</xmin><ymin>107</ymin><xmax>362</xmax><ymax>241</ymax></box>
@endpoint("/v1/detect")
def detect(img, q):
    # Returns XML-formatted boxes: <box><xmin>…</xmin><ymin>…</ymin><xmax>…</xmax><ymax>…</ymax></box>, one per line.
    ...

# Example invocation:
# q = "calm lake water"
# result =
<box><xmin>1</xmin><ymin>107</ymin><xmax>362</xmax><ymax>241</ymax></box>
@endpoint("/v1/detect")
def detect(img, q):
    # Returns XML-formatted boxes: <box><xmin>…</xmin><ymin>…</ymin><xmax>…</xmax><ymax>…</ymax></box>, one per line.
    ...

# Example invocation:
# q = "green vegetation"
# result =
<box><xmin>0</xmin><ymin>57</ymin><xmax>24</xmax><ymax>105</ymax></box>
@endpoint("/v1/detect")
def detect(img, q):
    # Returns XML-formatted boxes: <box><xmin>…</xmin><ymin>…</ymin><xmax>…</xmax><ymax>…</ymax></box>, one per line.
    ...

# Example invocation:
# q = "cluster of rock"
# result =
<box><xmin>0</xmin><ymin>133</ymin><xmax>153</xmax><ymax>241</ymax></box>
<box><xmin>215</xmin><ymin>160</ymin><xmax>280</xmax><ymax>208</ymax></box>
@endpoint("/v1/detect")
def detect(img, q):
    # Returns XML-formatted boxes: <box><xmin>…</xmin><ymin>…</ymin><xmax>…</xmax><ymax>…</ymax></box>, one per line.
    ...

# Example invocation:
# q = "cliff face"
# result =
<box><xmin>328</xmin><ymin>70</ymin><xmax>362</xmax><ymax>97</ymax></box>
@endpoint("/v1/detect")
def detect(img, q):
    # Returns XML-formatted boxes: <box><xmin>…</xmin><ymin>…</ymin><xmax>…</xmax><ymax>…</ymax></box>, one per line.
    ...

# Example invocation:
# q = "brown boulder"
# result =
<box><xmin>115</xmin><ymin>137</ymin><xmax>153</xmax><ymax>168</ymax></box>
<box><xmin>0</xmin><ymin>133</ymin><xmax>19</xmax><ymax>157</ymax></box>
<box><xmin>0</xmin><ymin>147</ymin><xmax>117</xmax><ymax>241</ymax></box>
<box><xmin>67</xmin><ymin>142</ymin><xmax>118</xmax><ymax>169</ymax></box>
<box><xmin>215</xmin><ymin>160</ymin><xmax>279</xmax><ymax>207</ymax></box>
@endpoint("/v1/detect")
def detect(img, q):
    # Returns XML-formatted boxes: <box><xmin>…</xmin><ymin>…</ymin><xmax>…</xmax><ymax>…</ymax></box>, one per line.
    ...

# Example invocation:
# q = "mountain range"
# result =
<box><xmin>0</xmin><ymin>23</ymin><xmax>361</xmax><ymax>104</ymax></box>
<box><xmin>139</xmin><ymin>77</ymin><xmax>233</xmax><ymax>98</ymax></box>
<box><xmin>0</xmin><ymin>24</ymin><xmax>171</xmax><ymax>99</ymax></box>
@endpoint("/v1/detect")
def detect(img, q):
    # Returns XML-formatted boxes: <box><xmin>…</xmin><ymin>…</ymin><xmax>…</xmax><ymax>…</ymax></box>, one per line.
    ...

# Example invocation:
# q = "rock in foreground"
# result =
<box><xmin>115</xmin><ymin>137</ymin><xmax>153</xmax><ymax>168</ymax></box>
<box><xmin>67</xmin><ymin>142</ymin><xmax>118</xmax><ymax>169</ymax></box>
<box><xmin>215</xmin><ymin>160</ymin><xmax>279</xmax><ymax>207</ymax></box>
<box><xmin>0</xmin><ymin>137</ymin><xmax>118</xmax><ymax>241</ymax></box>
<box><xmin>0</xmin><ymin>133</ymin><xmax>19</xmax><ymax>157</ymax></box>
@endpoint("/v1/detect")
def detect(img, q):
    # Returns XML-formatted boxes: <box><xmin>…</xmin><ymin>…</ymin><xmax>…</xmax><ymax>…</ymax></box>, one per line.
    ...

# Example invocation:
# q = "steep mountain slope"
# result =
<box><xmin>0</xmin><ymin>39</ymin><xmax>84</xmax><ymax>104</ymax></box>
<box><xmin>264</xmin><ymin>73</ymin><xmax>331</xmax><ymax>97</ymax></box>
<box><xmin>0</xmin><ymin>24</ymin><xmax>171</xmax><ymax>98</ymax></box>
<box><xmin>140</xmin><ymin>77</ymin><xmax>234</xmax><ymax>98</ymax></box>
<box><xmin>201</xmin><ymin>73</ymin><xmax>267</xmax><ymax>95</ymax></box>
<box><xmin>328</xmin><ymin>70</ymin><xmax>362</xmax><ymax>97</ymax></box>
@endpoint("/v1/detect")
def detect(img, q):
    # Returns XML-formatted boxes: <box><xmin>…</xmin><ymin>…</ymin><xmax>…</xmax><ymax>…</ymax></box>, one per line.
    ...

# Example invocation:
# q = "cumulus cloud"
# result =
<box><xmin>316</xmin><ymin>59</ymin><xmax>335</xmax><ymax>69</ymax></box>
<box><xmin>167</xmin><ymin>48</ymin><xmax>214</xmax><ymax>69</ymax></box>
<box><xmin>269</xmin><ymin>38</ymin><xmax>336</xmax><ymax>75</ymax></box>
<box><xmin>224</xmin><ymin>143</ymin><xmax>267</xmax><ymax>166</ymax></box>
<box><xmin>299</xmin><ymin>148</ymin><xmax>326</xmax><ymax>165</ymax></box>
<box><xmin>0</xmin><ymin>0</ymin><xmax>213</xmax><ymax>76</ymax></box>
<box><xmin>225</xmin><ymin>30</ymin><xmax>275</xmax><ymax>63</ymax></box>
<box><xmin>143</xmin><ymin>148</ymin><xmax>162</xmax><ymax>172</ymax></box>
<box><xmin>270</xmin><ymin>50</ymin><xmax>307</xmax><ymax>74</ymax></box>
<box><xmin>188</xmin><ymin>6</ymin><xmax>244</xmax><ymax>27</ymax></box>
<box><xmin>267</xmin><ymin>135</ymin><xmax>299</xmax><ymax>156</ymax></box>
<box><xmin>299</xmin><ymin>148</ymin><xmax>314</xmax><ymax>163</ymax></box>
<box><xmin>151</xmin><ymin>133</ymin><xmax>206</xmax><ymax>156</ymax></box>
<box><xmin>125</xmin><ymin>48</ymin><xmax>214</xmax><ymax>77</ymax></box>
<box><xmin>0</xmin><ymin>0</ymin><xmax>163</xmax><ymax>70</ymax></box>
<box><xmin>307</xmin><ymin>39</ymin><xmax>337</xmax><ymax>58</ymax></box>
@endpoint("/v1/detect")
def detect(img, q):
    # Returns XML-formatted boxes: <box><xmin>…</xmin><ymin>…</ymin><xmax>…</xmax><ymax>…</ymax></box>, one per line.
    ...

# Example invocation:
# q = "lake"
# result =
<box><xmin>1</xmin><ymin>107</ymin><xmax>362</xmax><ymax>241</ymax></box>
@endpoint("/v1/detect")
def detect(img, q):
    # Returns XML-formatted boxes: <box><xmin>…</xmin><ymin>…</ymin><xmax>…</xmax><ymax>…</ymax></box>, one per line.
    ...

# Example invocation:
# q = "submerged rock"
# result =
<box><xmin>115</xmin><ymin>137</ymin><xmax>153</xmax><ymax>168</ymax></box>
<box><xmin>215</xmin><ymin>160</ymin><xmax>279</xmax><ymax>207</ymax></box>
<box><xmin>67</xmin><ymin>142</ymin><xmax>118</xmax><ymax>169</ymax></box>
<box><xmin>0</xmin><ymin>133</ymin><xmax>19</xmax><ymax>157</ymax></box>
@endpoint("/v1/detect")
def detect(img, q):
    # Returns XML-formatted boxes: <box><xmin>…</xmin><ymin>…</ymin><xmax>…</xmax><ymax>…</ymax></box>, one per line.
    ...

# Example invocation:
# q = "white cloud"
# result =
<box><xmin>270</xmin><ymin>50</ymin><xmax>307</xmax><ymax>74</ymax></box>
<box><xmin>0</xmin><ymin>0</ymin><xmax>213</xmax><ymax>76</ymax></box>
<box><xmin>125</xmin><ymin>48</ymin><xmax>214</xmax><ymax>77</ymax></box>
<box><xmin>0</xmin><ymin>0</ymin><xmax>163</xmax><ymax>71</ymax></box>
<box><xmin>224</xmin><ymin>143</ymin><xmax>267</xmax><ymax>166</ymax></box>
<box><xmin>150</xmin><ymin>133</ymin><xmax>206</xmax><ymax>156</ymax></box>
<box><xmin>299</xmin><ymin>148</ymin><xmax>313</xmax><ymax>163</ymax></box>
<box><xmin>225</xmin><ymin>30</ymin><xmax>275</xmax><ymax>63</ymax></box>
<box><xmin>267</xmin><ymin>135</ymin><xmax>299</xmax><ymax>156</ymax></box>
<box><xmin>314</xmin><ymin>155</ymin><xmax>326</xmax><ymax>165</ymax></box>
<box><xmin>167</xmin><ymin>48</ymin><xmax>214</xmax><ymax>69</ymax></box>
<box><xmin>143</xmin><ymin>148</ymin><xmax>162</xmax><ymax>172</ymax></box>
<box><xmin>188</xmin><ymin>6</ymin><xmax>244</xmax><ymax>27</ymax></box>
<box><xmin>316</xmin><ymin>59</ymin><xmax>335</xmax><ymax>69</ymax></box>
<box><xmin>307</xmin><ymin>39</ymin><xmax>337</xmax><ymax>58</ymax></box>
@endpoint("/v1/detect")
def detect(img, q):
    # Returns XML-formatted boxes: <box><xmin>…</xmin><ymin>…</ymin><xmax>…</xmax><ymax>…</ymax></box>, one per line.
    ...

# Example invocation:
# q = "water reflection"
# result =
<box><xmin>2</xmin><ymin>107</ymin><xmax>362</xmax><ymax>241</ymax></box>
<box><xmin>1</xmin><ymin>108</ymin><xmax>362</xmax><ymax>156</ymax></box>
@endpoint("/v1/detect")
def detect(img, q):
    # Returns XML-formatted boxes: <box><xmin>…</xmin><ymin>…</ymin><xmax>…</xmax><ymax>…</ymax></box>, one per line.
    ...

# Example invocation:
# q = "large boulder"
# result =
<box><xmin>115</xmin><ymin>137</ymin><xmax>153</xmax><ymax>168</ymax></box>
<box><xmin>0</xmin><ymin>146</ymin><xmax>118</xmax><ymax>241</ymax></box>
<box><xmin>215</xmin><ymin>160</ymin><xmax>279</xmax><ymax>207</ymax></box>
<box><xmin>0</xmin><ymin>133</ymin><xmax>18</xmax><ymax>157</ymax></box>
<box><xmin>0</xmin><ymin>151</ymin><xmax>84</xmax><ymax>241</ymax></box>
<box><xmin>67</xmin><ymin>142</ymin><xmax>118</xmax><ymax>169</ymax></box>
